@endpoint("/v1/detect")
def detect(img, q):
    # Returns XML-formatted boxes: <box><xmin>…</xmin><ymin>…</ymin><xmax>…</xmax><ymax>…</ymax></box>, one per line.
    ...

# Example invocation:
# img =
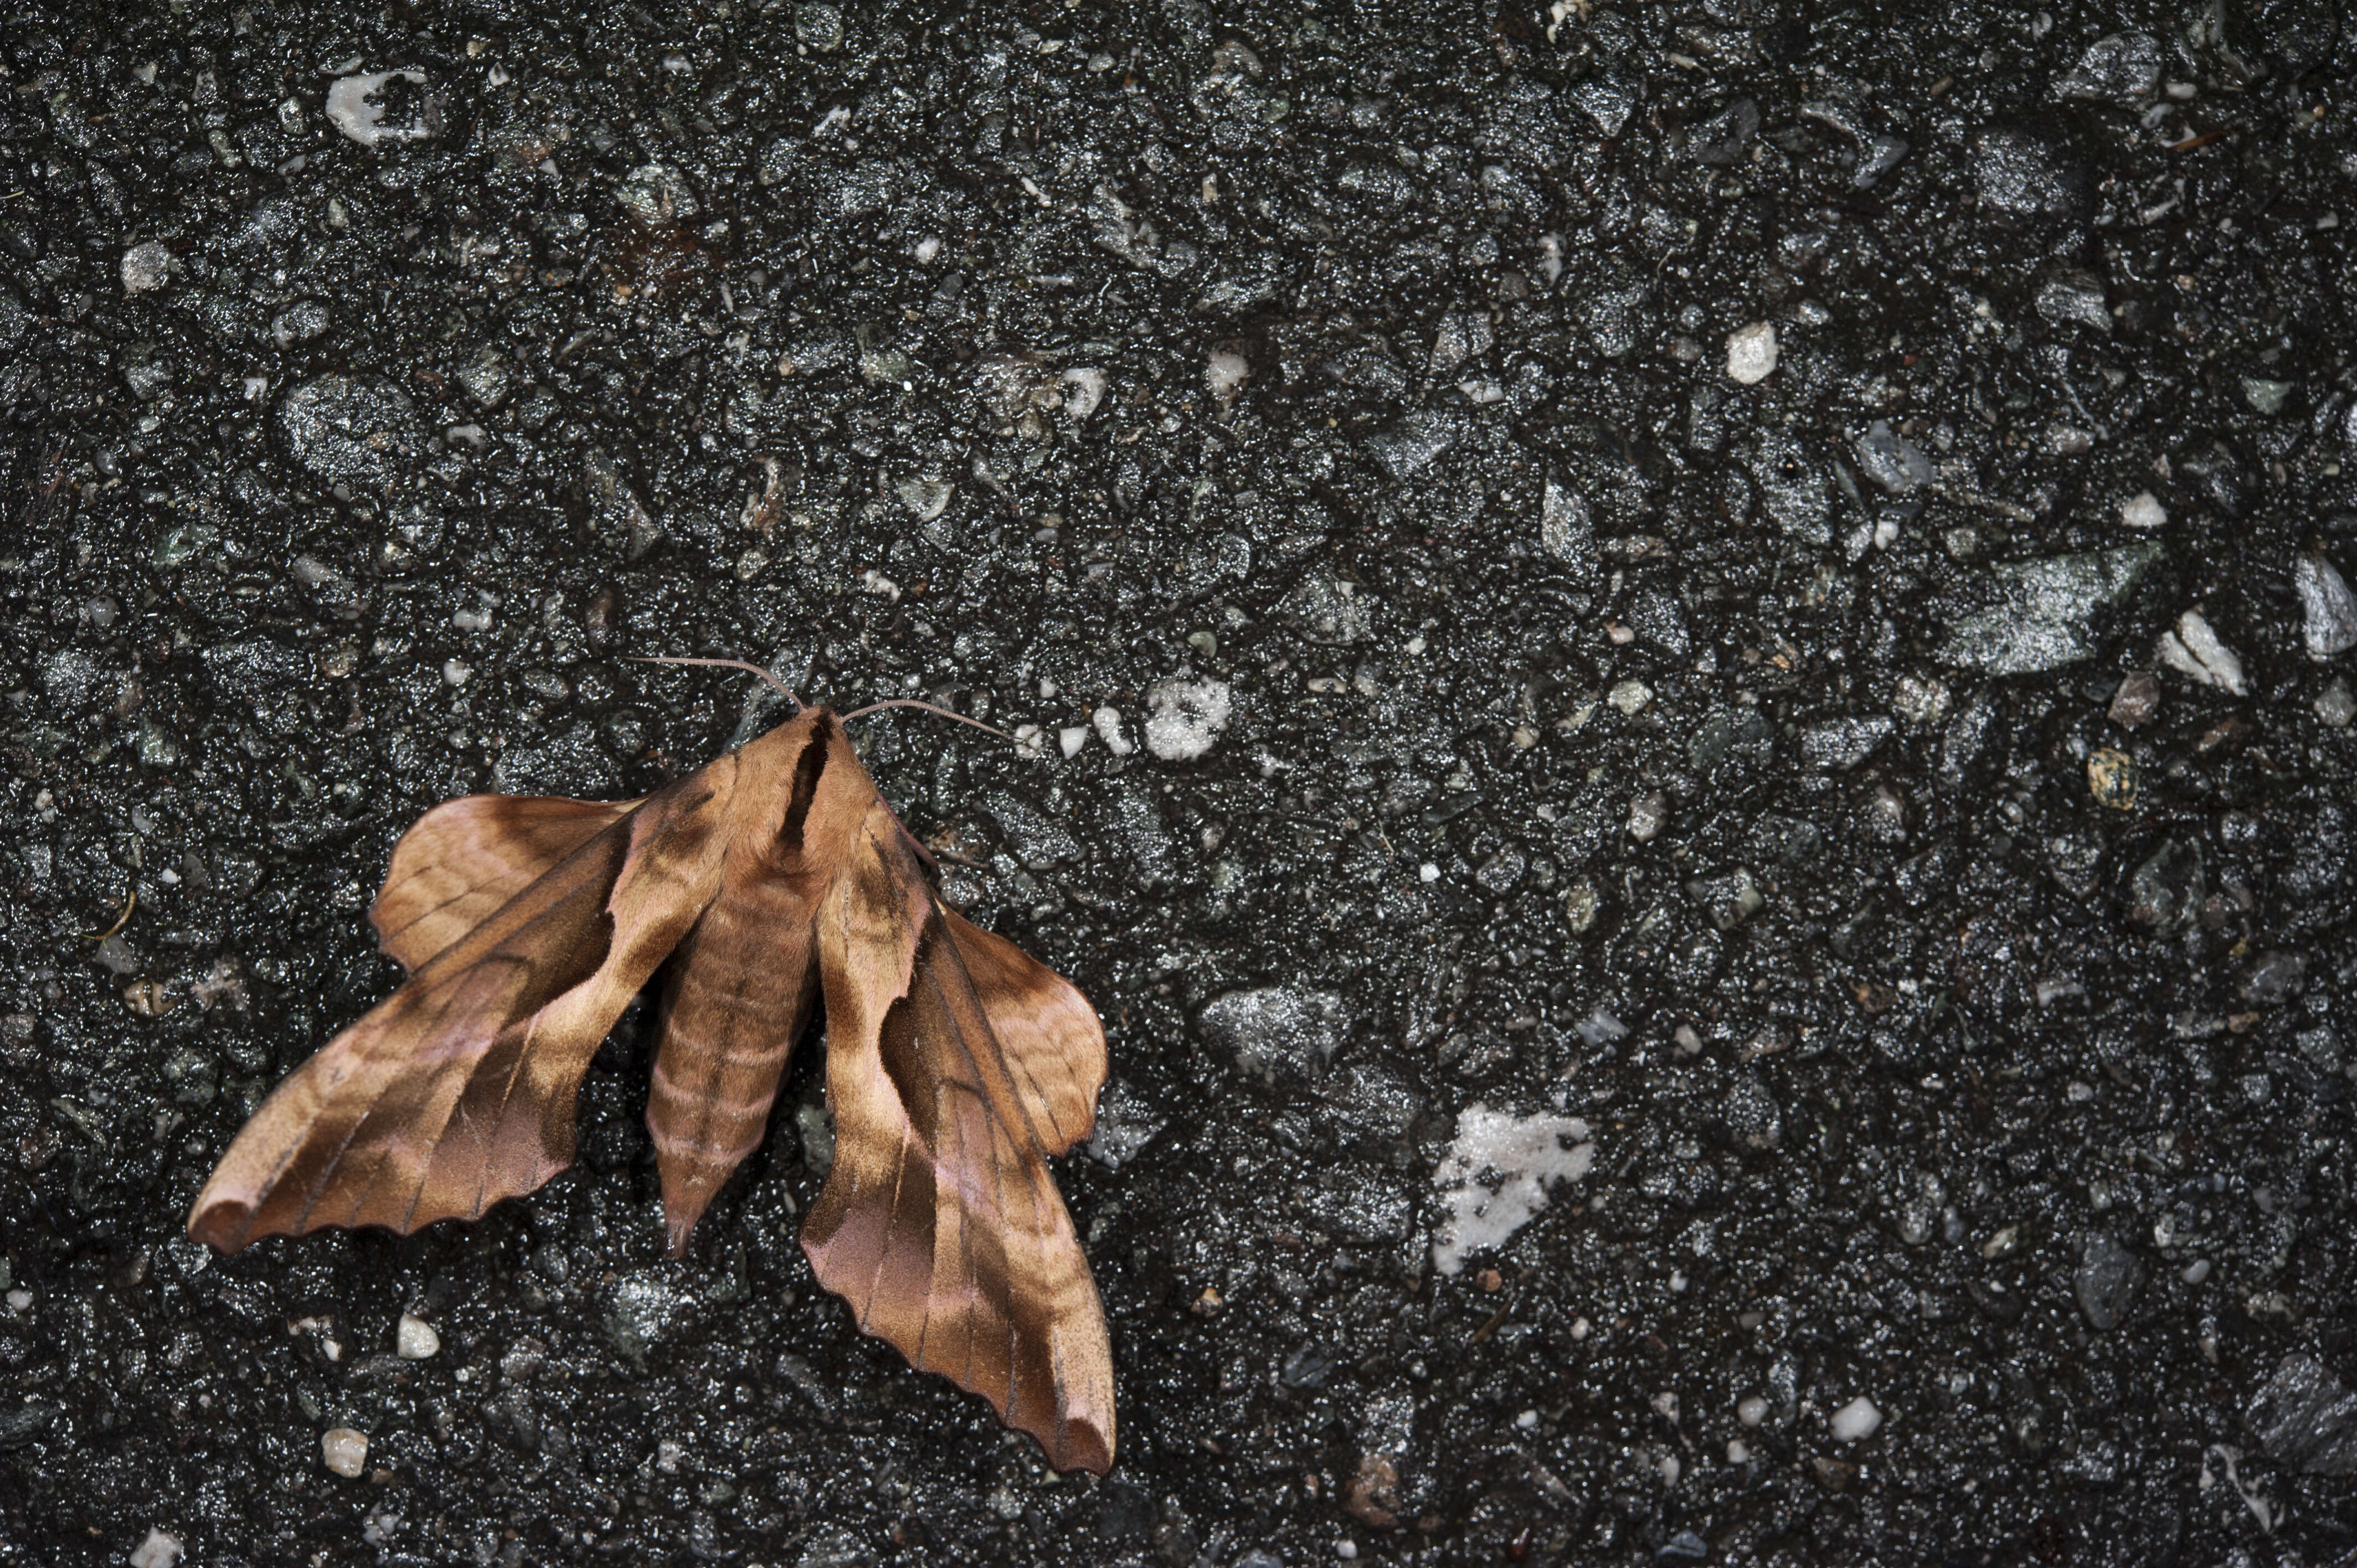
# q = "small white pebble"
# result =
<box><xmin>395</xmin><ymin>1312</ymin><xmax>439</xmax><ymax>1360</ymax></box>
<box><xmin>1206</xmin><ymin>349</ymin><xmax>1250</xmax><ymax>409</ymax></box>
<box><xmin>129</xmin><ymin>1527</ymin><xmax>183</xmax><ymax>1568</ymax></box>
<box><xmin>1726</xmin><ymin>1438</ymin><xmax>1752</xmax><ymax>1463</ymax></box>
<box><xmin>1418</xmin><ymin>862</ymin><xmax>1441</xmax><ymax>884</ymax></box>
<box><xmin>1092</xmin><ymin>705</ymin><xmax>1135</xmax><ymax>757</ymax></box>
<box><xmin>321</xmin><ymin>1427</ymin><xmax>369</xmax><ymax>1477</ymax></box>
<box><xmin>1569</xmin><ymin>1316</ymin><xmax>1591</xmax><ymax>1340</ymax></box>
<box><xmin>321</xmin><ymin>1338</ymin><xmax>342</xmax><ymax>1363</ymax></box>
<box><xmin>1607</xmin><ymin>678</ymin><xmax>1653</xmax><ymax>715</ymax></box>
<box><xmin>2319</xmin><ymin>674</ymin><xmax>2357</xmax><ymax>731</ymax></box>
<box><xmin>1736</xmin><ymin>1395</ymin><xmax>1769</xmax><ymax>1427</ymax></box>
<box><xmin>1829</xmin><ymin>1395</ymin><xmax>1883</xmax><ymax>1442</ymax></box>
<box><xmin>1335</xmin><ymin>1544</ymin><xmax>1358</xmax><ymax>1562</ymax></box>
<box><xmin>2119</xmin><ymin>491</ymin><xmax>2167</xmax><ymax>529</ymax></box>
<box><xmin>1058</xmin><ymin>725</ymin><xmax>1090</xmax><ymax>759</ymax></box>
<box><xmin>913</xmin><ymin>236</ymin><xmax>943</xmax><ymax>264</ymax></box>
<box><xmin>1012</xmin><ymin>723</ymin><xmax>1046</xmax><ymax>760</ymax></box>
<box><xmin>4</xmin><ymin>1289</ymin><xmax>30</xmax><ymax>1312</ymax></box>
<box><xmin>2156</xmin><ymin>608</ymin><xmax>2247</xmax><ymax>695</ymax></box>
<box><xmin>441</xmin><ymin>658</ymin><xmax>472</xmax><ymax>687</ymax></box>
<box><xmin>1062</xmin><ymin>366</ymin><xmax>1108</xmax><ymax>423</ymax></box>
<box><xmin>2183</xmin><ymin>1258</ymin><xmax>2212</xmax><ymax>1285</ymax></box>
<box><xmin>121</xmin><ymin>241</ymin><xmax>174</xmax><ymax>295</ymax></box>
<box><xmin>1515</xmin><ymin>1409</ymin><xmax>1540</xmax><ymax>1430</ymax></box>
<box><xmin>1726</xmin><ymin>321</ymin><xmax>1779</xmax><ymax>384</ymax></box>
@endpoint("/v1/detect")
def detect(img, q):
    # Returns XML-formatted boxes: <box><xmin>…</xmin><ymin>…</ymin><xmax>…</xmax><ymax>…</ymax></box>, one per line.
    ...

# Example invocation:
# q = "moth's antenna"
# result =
<box><xmin>627</xmin><ymin>656</ymin><xmax>804</xmax><ymax>712</ymax></box>
<box><xmin>842</xmin><ymin>697</ymin><xmax>1014</xmax><ymax>741</ymax></box>
<box><xmin>83</xmin><ymin>887</ymin><xmax>136</xmax><ymax>942</ymax></box>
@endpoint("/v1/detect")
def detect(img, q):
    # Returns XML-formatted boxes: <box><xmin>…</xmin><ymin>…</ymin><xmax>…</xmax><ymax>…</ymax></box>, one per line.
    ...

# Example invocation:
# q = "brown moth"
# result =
<box><xmin>187</xmin><ymin>664</ymin><xmax>1116</xmax><ymax>1474</ymax></box>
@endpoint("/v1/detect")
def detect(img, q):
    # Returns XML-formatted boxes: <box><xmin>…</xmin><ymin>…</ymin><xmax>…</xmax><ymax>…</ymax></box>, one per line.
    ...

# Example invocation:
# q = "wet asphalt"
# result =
<box><xmin>3</xmin><ymin>1</ymin><xmax>2357</xmax><ymax>1564</ymax></box>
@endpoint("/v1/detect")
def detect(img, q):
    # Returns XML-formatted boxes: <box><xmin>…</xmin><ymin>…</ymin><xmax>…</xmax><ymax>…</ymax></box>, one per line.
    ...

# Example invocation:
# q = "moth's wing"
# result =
<box><xmin>802</xmin><ymin>804</ymin><xmax>1115</xmax><ymax>1475</ymax></box>
<box><xmin>645</xmin><ymin>862</ymin><xmax>823</xmax><ymax>1255</ymax></box>
<box><xmin>188</xmin><ymin>773</ymin><xmax>733</xmax><ymax>1252</ymax></box>
<box><xmin>933</xmin><ymin>907</ymin><xmax>1105</xmax><ymax>1153</ymax></box>
<box><xmin>372</xmin><ymin>795</ymin><xmax>635</xmax><ymax>972</ymax></box>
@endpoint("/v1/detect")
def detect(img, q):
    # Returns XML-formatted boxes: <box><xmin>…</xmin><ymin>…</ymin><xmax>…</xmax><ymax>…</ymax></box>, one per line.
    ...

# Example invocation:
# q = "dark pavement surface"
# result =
<box><xmin>4</xmin><ymin>2</ymin><xmax>2357</xmax><ymax>1564</ymax></box>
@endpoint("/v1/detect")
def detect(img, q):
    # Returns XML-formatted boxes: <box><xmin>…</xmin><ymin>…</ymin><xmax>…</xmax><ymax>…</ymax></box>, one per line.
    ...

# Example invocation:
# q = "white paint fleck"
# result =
<box><xmin>2119</xmin><ymin>490</ymin><xmax>2167</xmax><ymax>530</ymax></box>
<box><xmin>2155</xmin><ymin>608</ymin><xmax>2246</xmax><ymax>695</ymax></box>
<box><xmin>129</xmin><ymin>1528</ymin><xmax>183</xmax><ymax>1568</ymax></box>
<box><xmin>1143</xmin><ymin>674</ymin><xmax>1231</xmax><ymax>761</ymax></box>
<box><xmin>325</xmin><ymin>70</ymin><xmax>431</xmax><ymax>148</ymax></box>
<box><xmin>1830</xmin><ymin>1395</ymin><xmax>1883</xmax><ymax>1442</ymax></box>
<box><xmin>1430</xmin><ymin>1105</ymin><xmax>1593</xmax><ymax>1276</ymax></box>
<box><xmin>1093</xmin><ymin>705</ymin><xmax>1134</xmax><ymax>757</ymax></box>
<box><xmin>1726</xmin><ymin>321</ymin><xmax>1779</xmax><ymax>385</ymax></box>
<box><xmin>395</xmin><ymin>1312</ymin><xmax>439</xmax><ymax>1360</ymax></box>
<box><xmin>1206</xmin><ymin>350</ymin><xmax>1250</xmax><ymax>410</ymax></box>
<box><xmin>321</xmin><ymin>1427</ymin><xmax>369</xmax><ymax>1478</ymax></box>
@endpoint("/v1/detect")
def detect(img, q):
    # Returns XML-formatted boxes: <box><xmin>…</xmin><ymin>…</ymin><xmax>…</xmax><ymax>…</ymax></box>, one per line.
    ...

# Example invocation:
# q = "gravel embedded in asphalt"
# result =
<box><xmin>3</xmin><ymin>3</ymin><xmax>2357</xmax><ymax>1565</ymax></box>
